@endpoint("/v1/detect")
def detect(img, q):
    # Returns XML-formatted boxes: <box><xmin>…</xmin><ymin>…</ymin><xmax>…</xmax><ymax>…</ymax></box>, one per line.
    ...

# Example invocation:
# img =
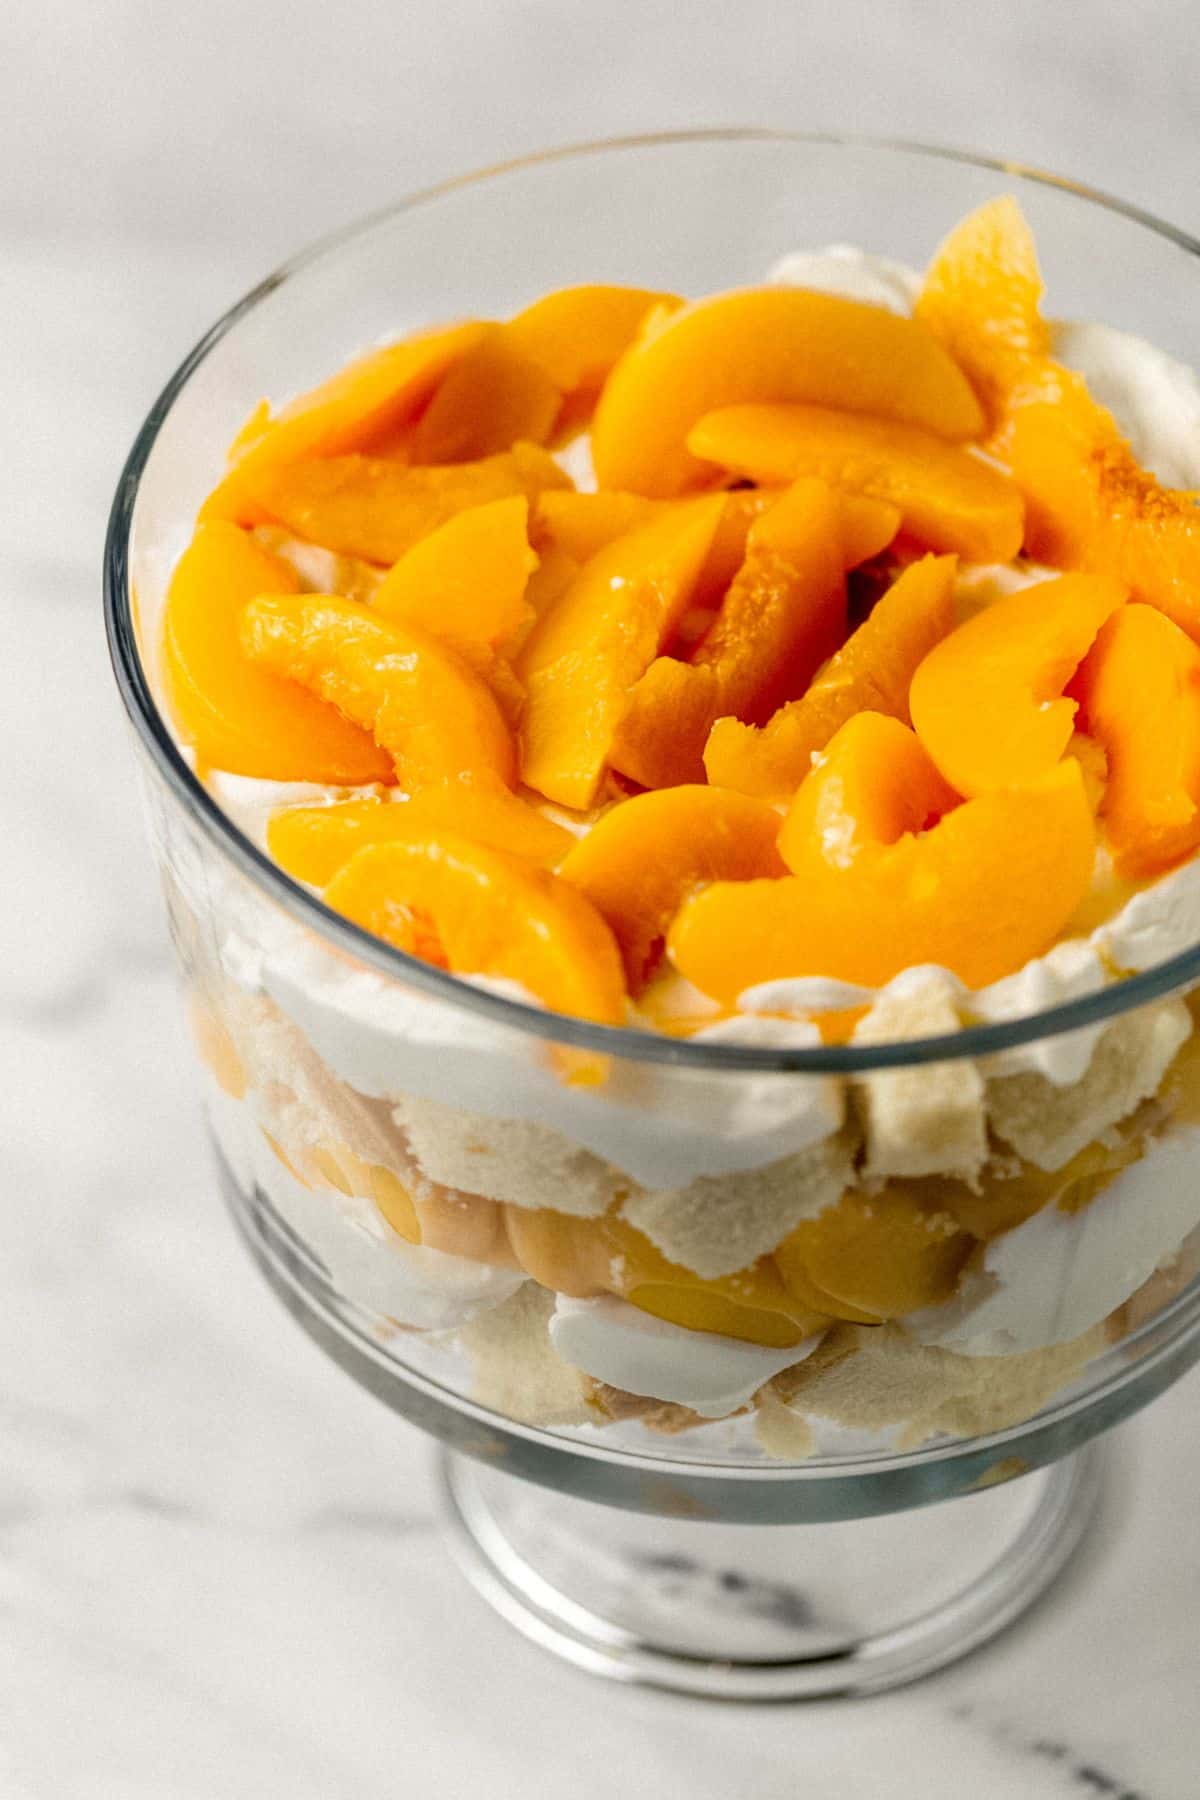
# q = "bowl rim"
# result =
<box><xmin>103</xmin><ymin>127</ymin><xmax>1200</xmax><ymax>1074</ymax></box>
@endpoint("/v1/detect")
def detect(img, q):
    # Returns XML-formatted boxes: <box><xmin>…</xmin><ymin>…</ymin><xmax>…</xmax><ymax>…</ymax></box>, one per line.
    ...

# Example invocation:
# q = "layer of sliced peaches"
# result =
<box><xmin>157</xmin><ymin>203</ymin><xmax>1200</xmax><ymax>1057</ymax></box>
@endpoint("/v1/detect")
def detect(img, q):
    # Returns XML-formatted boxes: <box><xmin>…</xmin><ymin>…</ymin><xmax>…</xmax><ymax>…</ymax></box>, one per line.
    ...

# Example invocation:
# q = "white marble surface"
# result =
<box><xmin>5</xmin><ymin>2</ymin><xmax>1200</xmax><ymax>1791</ymax></box>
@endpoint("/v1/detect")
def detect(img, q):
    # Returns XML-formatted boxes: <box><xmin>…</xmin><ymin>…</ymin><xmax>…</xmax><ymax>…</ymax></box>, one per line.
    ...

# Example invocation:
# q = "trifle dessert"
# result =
<box><xmin>144</xmin><ymin>195</ymin><xmax>1200</xmax><ymax>1460</ymax></box>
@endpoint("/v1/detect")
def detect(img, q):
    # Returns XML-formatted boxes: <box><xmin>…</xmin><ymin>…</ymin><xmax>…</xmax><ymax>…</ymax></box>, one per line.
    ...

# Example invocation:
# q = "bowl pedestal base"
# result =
<box><xmin>438</xmin><ymin>1444</ymin><xmax>1104</xmax><ymax>1700</ymax></box>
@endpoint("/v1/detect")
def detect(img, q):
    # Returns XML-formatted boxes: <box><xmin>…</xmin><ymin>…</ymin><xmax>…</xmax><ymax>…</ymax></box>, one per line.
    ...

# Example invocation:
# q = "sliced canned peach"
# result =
<box><xmin>201</xmin><ymin>321</ymin><xmax>487</xmax><ymax>521</ymax></box>
<box><xmin>688</xmin><ymin>402</ymin><xmax>1024</xmax><ymax>562</ymax></box>
<box><xmin>591</xmin><ymin>287</ymin><xmax>985</xmax><ymax>495</ymax></box>
<box><xmin>668</xmin><ymin>715</ymin><xmax>1095</xmax><ymax>997</ymax></box>
<box><xmin>408</xmin><ymin>326</ymin><xmax>562</xmax><ymax>462</ymax></box>
<box><xmin>161</xmin><ymin>523</ymin><xmax>391</xmax><ymax>782</ymax></box>
<box><xmin>1008</xmin><ymin>369</ymin><xmax>1200</xmax><ymax>643</ymax></box>
<box><xmin>307</xmin><ymin>1144</ymin><xmax>421</xmax><ymax>1244</ymax></box>
<box><xmin>532</xmin><ymin>489</ymin><xmax>667</xmax><ymax>563</ymax></box>
<box><xmin>504</xmin><ymin>284</ymin><xmax>682</xmax><ymax>397</ymax></box>
<box><xmin>705</xmin><ymin>553</ymin><xmax>957</xmax><ymax>800</ymax></box>
<box><xmin>1074</xmin><ymin>602</ymin><xmax>1200</xmax><ymax>877</ymax></box>
<box><xmin>188</xmin><ymin>997</ymin><xmax>247</xmax><ymax>1099</ymax></box>
<box><xmin>775</xmin><ymin>1189</ymin><xmax>972</xmax><ymax>1319</ymax></box>
<box><xmin>371</xmin><ymin>495</ymin><xmax>538</xmax><ymax>674</ymax></box>
<box><xmin>914</xmin><ymin>195</ymin><xmax>1049</xmax><ymax>430</ymax></box>
<box><xmin>323</xmin><ymin>829</ymin><xmax>626</xmax><ymax>1025</ymax></box>
<box><xmin>233</xmin><ymin>442</ymin><xmax>570</xmax><ymax>565</ymax></box>
<box><xmin>559</xmin><ymin>786</ymin><xmax>785</xmax><ymax>987</ymax></box>
<box><xmin>415</xmin><ymin>1188</ymin><xmax>515</xmax><ymax>1265</ymax></box>
<box><xmin>517</xmin><ymin>496</ymin><xmax>726</xmax><ymax>808</ymax></box>
<box><xmin>909</xmin><ymin>573</ymin><xmax>1125</xmax><ymax>797</ymax></box>
<box><xmin>239</xmin><ymin>593</ymin><xmax>515</xmax><ymax>790</ymax></box>
<box><xmin>608</xmin><ymin>480</ymin><xmax>848</xmax><ymax>788</ymax></box>
<box><xmin>268</xmin><ymin>787</ymin><xmax>572</xmax><ymax>885</ymax></box>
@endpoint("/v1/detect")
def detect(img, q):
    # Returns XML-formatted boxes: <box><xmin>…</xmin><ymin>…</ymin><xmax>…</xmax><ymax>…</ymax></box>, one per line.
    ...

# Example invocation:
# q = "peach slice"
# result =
<box><xmin>1073</xmin><ymin>602</ymin><xmax>1200</xmax><ymax>877</ymax></box>
<box><xmin>323</xmin><ymin>829</ymin><xmax>626</xmax><ymax>1025</ymax></box>
<box><xmin>306</xmin><ymin>1144</ymin><xmax>421</xmax><ymax>1244</ymax></box>
<box><xmin>688</xmin><ymin>403</ymin><xmax>1025</xmax><ymax>563</ymax></box>
<box><xmin>668</xmin><ymin>715</ymin><xmax>1095</xmax><ymax>997</ymax></box>
<box><xmin>516</xmin><ymin>497</ymin><xmax>726</xmax><ymax>808</ymax></box>
<box><xmin>775</xmin><ymin>1189</ymin><xmax>971</xmax><ymax>1319</ymax></box>
<box><xmin>909</xmin><ymin>572</ymin><xmax>1125</xmax><ymax>797</ymax></box>
<box><xmin>371</xmin><ymin>494</ymin><xmax>538</xmax><ymax>662</ymax></box>
<box><xmin>914</xmin><ymin>196</ymin><xmax>1049</xmax><ymax>430</ymax></box>
<box><xmin>705</xmin><ymin>553</ymin><xmax>957</xmax><ymax>800</ymax></box>
<box><xmin>1007</xmin><ymin>369</ymin><xmax>1200</xmax><ymax>644</ymax></box>
<box><xmin>532</xmin><ymin>490</ymin><xmax>667</xmax><ymax>564</ymax></box>
<box><xmin>201</xmin><ymin>321</ymin><xmax>487</xmax><ymax>521</ymax></box>
<box><xmin>188</xmin><ymin>997</ymin><xmax>247</xmax><ymax>1100</ymax></box>
<box><xmin>559</xmin><ymin>786</ymin><xmax>786</xmax><ymax>987</ymax></box>
<box><xmin>239</xmin><ymin>593</ymin><xmax>515</xmax><ymax>790</ymax></box>
<box><xmin>232</xmin><ymin>443</ymin><xmax>570</xmax><ymax>566</ymax></box>
<box><xmin>608</xmin><ymin>480</ymin><xmax>848</xmax><ymax>789</ymax></box>
<box><xmin>504</xmin><ymin>284</ymin><xmax>683</xmax><ymax>397</ymax></box>
<box><xmin>503</xmin><ymin>1208</ymin><xmax>827</xmax><ymax>1346</ymax></box>
<box><xmin>590</xmin><ymin>287</ymin><xmax>985</xmax><ymax>496</ymax></box>
<box><xmin>268</xmin><ymin>787</ymin><xmax>573</xmax><ymax>885</ymax></box>
<box><xmin>524</xmin><ymin>542</ymin><xmax>580</xmax><ymax>622</ymax></box>
<box><xmin>414</xmin><ymin>1188</ymin><xmax>516</xmax><ymax>1266</ymax></box>
<box><xmin>408</xmin><ymin>326</ymin><xmax>562</xmax><ymax>462</ymax></box>
<box><xmin>161</xmin><ymin>523</ymin><xmax>391</xmax><ymax>783</ymax></box>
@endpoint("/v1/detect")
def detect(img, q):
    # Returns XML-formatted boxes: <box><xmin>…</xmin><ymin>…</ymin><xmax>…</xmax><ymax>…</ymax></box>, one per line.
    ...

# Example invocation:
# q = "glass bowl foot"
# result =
<box><xmin>438</xmin><ymin>1443</ymin><xmax>1104</xmax><ymax>1699</ymax></box>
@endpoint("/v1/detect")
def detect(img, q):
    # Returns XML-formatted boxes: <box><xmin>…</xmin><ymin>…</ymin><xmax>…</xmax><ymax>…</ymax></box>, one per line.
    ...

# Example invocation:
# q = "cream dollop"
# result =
<box><xmin>908</xmin><ymin>1125</ymin><xmax>1200</xmax><ymax>1355</ymax></box>
<box><xmin>548</xmin><ymin>1295</ymin><xmax>823</xmax><ymax>1417</ymax></box>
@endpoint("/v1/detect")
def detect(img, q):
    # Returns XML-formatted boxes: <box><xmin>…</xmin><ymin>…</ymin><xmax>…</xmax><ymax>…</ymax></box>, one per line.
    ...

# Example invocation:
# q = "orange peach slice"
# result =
<box><xmin>239</xmin><ymin>593</ymin><xmax>515</xmax><ymax>790</ymax></box>
<box><xmin>233</xmin><ymin>442</ymin><xmax>570</xmax><ymax>566</ymax></box>
<box><xmin>1007</xmin><ymin>369</ymin><xmax>1200</xmax><ymax>643</ymax></box>
<box><xmin>775</xmin><ymin>1190</ymin><xmax>971</xmax><ymax>1319</ymax></box>
<box><xmin>202</xmin><ymin>321</ymin><xmax>487</xmax><ymax>521</ymax></box>
<box><xmin>323</xmin><ymin>829</ymin><xmax>626</xmax><ymax>1025</ymax></box>
<box><xmin>559</xmin><ymin>786</ymin><xmax>786</xmax><ymax>987</ymax></box>
<box><xmin>371</xmin><ymin>494</ymin><xmax>538</xmax><ymax>660</ymax></box>
<box><xmin>516</xmin><ymin>497</ymin><xmax>726</xmax><ymax>808</ymax></box>
<box><xmin>504</xmin><ymin>284</ymin><xmax>683</xmax><ymax>396</ymax></box>
<box><xmin>609</xmin><ymin>480</ymin><xmax>848</xmax><ymax>788</ymax></box>
<box><xmin>188</xmin><ymin>997</ymin><xmax>248</xmax><ymax>1099</ymax></box>
<box><xmin>408</xmin><ymin>326</ymin><xmax>562</xmax><ymax>462</ymax></box>
<box><xmin>161</xmin><ymin>523</ymin><xmax>391</xmax><ymax>782</ymax></box>
<box><xmin>504</xmin><ymin>1208</ymin><xmax>826</xmax><ymax>1346</ymax></box>
<box><xmin>688</xmin><ymin>403</ymin><xmax>1024</xmax><ymax>563</ymax></box>
<box><xmin>909</xmin><ymin>572</ymin><xmax>1125</xmax><ymax>797</ymax></box>
<box><xmin>668</xmin><ymin>715</ymin><xmax>1095</xmax><ymax>997</ymax></box>
<box><xmin>268</xmin><ymin>787</ymin><xmax>572</xmax><ymax>885</ymax></box>
<box><xmin>306</xmin><ymin>1144</ymin><xmax>421</xmax><ymax>1244</ymax></box>
<box><xmin>591</xmin><ymin>287</ymin><xmax>985</xmax><ymax>496</ymax></box>
<box><xmin>705</xmin><ymin>553</ymin><xmax>957</xmax><ymax>800</ymax></box>
<box><xmin>1074</xmin><ymin>602</ymin><xmax>1200</xmax><ymax>877</ymax></box>
<box><xmin>914</xmin><ymin>195</ymin><xmax>1049</xmax><ymax>430</ymax></box>
<box><xmin>532</xmin><ymin>490</ymin><xmax>667</xmax><ymax>564</ymax></box>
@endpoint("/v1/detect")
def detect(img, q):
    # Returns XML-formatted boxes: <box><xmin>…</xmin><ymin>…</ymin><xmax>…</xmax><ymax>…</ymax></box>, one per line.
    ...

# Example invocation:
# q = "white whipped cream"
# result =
<box><xmin>741</xmin><ymin>942</ymin><xmax>1113</xmax><ymax>1087</ymax></box>
<box><xmin>263</xmin><ymin>941</ymin><xmax>843</xmax><ymax>1190</ymax></box>
<box><xmin>548</xmin><ymin>1295</ymin><xmax>822</xmax><ymax>1417</ymax></box>
<box><xmin>770</xmin><ymin>245</ymin><xmax>921</xmax><ymax>314</ymax></box>
<box><xmin>909</xmin><ymin>1124</ymin><xmax>1200</xmax><ymax>1355</ymax></box>
<box><xmin>1052</xmin><ymin>320</ymin><xmax>1200</xmax><ymax>490</ymax></box>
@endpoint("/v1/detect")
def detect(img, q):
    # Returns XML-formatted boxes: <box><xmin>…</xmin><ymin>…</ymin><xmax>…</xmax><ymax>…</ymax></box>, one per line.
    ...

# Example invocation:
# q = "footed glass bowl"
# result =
<box><xmin>106</xmin><ymin>132</ymin><xmax>1200</xmax><ymax>1698</ymax></box>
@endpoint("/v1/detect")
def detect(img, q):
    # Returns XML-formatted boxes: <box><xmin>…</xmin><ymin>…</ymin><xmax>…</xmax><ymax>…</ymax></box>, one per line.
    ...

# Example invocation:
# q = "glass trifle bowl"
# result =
<box><xmin>105</xmin><ymin>132</ymin><xmax>1200</xmax><ymax>1699</ymax></box>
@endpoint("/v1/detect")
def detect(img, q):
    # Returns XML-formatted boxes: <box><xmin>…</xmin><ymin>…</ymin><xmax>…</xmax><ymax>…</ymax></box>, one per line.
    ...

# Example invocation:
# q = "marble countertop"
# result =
<box><xmin>5</xmin><ymin>2</ymin><xmax>1200</xmax><ymax>1791</ymax></box>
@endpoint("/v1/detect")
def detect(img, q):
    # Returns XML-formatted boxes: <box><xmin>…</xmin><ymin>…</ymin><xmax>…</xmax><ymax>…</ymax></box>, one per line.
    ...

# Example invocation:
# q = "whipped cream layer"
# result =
<box><xmin>910</xmin><ymin>1123</ymin><xmax>1200</xmax><ymax>1355</ymax></box>
<box><xmin>549</xmin><ymin>1295</ymin><xmax>822</xmax><ymax>1417</ymax></box>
